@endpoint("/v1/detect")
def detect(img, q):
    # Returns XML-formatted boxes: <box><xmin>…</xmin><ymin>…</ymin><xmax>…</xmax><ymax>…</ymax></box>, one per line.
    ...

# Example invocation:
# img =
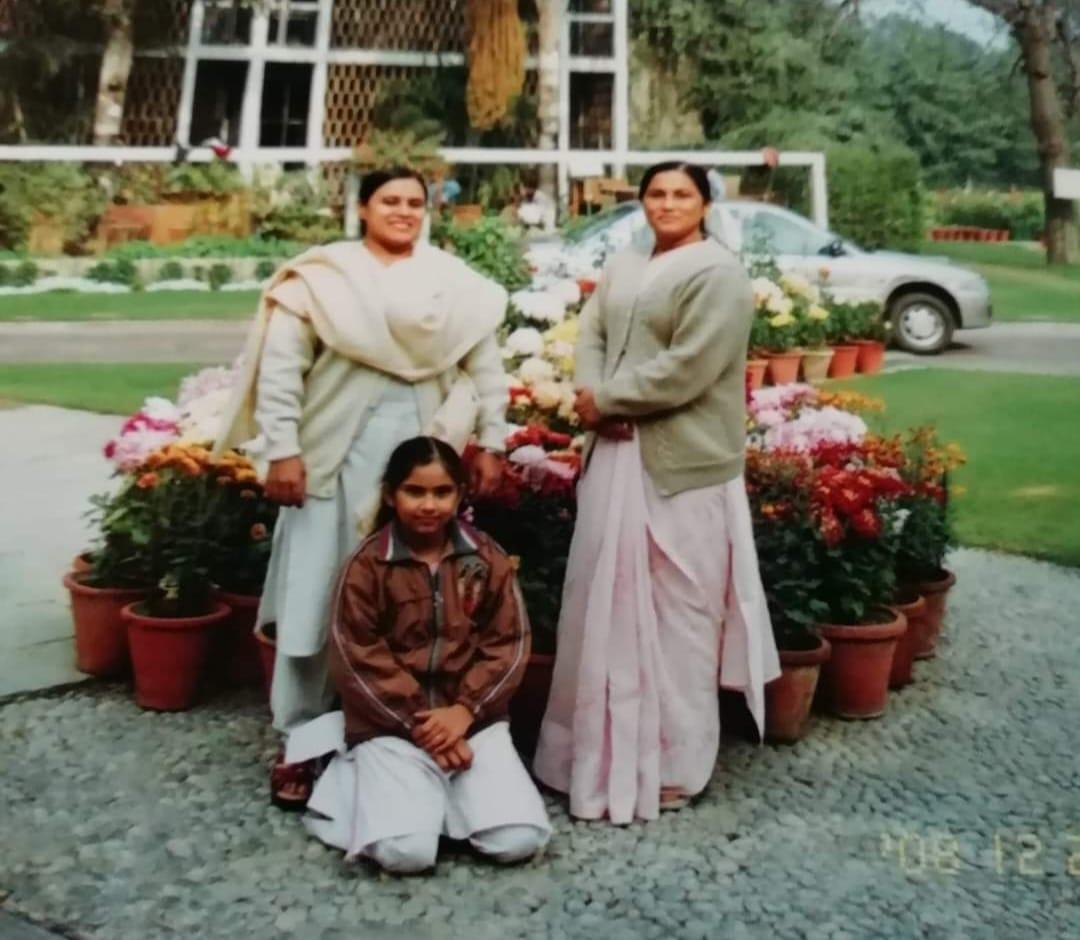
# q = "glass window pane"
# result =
<box><xmin>570</xmin><ymin>21</ymin><xmax>613</xmax><ymax>56</ymax></box>
<box><xmin>569</xmin><ymin>0</ymin><xmax>612</xmax><ymax>12</ymax></box>
<box><xmin>201</xmin><ymin>2</ymin><xmax>252</xmax><ymax>45</ymax></box>
<box><xmin>260</xmin><ymin>63</ymin><xmax>313</xmax><ymax>147</ymax></box>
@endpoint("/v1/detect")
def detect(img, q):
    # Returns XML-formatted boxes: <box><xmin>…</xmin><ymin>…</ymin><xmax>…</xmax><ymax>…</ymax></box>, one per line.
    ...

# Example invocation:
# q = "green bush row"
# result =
<box><xmin>930</xmin><ymin>189</ymin><xmax>1043</xmax><ymax>240</ymax></box>
<box><xmin>826</xmin><ymin>145</ymin><xmax>926</xmax><ymax>252</ymax></box>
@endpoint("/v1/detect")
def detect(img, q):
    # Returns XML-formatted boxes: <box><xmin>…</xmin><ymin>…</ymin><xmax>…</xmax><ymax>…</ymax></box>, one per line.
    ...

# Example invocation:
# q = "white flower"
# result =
<box><xmin>503</xmin><ymin>327</ymin><xmax>545</xmax><ymax>358</ymax></box>
<box><xmin>177</xmin><ymin>388</ymin><xmax>233</xmax><ymax>442</ymax></box>
<box><xmin>141</xmin><ymin>396</ymin><xmax>182</xmax><ymax>423</ymax></box>
<box><xmin>765</xmin><ymin>293</ymin><xmax>794</xmax><ymax>317</ymax></box>
<box><xmin>517</xmin><ymin>203</ymin><xmax>544</xmax><ymax>227</ymax></box>
<box><xmin>517</xmin><ymin>356</ymin><xmax>556</xmax><ymax>386</ymax></box>
<box><xmin>510</xmin><ymin>290</ymin><xmax>567</xmax><ymax>324</ymax></box>
<box><xmin>178</xmin><ymin>365</ymin><xmax>236</xmax><ymax>407</ymax></box>
<box><xmin>547</xmin><ymin>278</ymin><xmax>582</xmax><ymax>306</ymax></box>
<box><xmin>531</xmin><ymin>381</ymin><xmax>564</xmax><ymax>411</ymax></box>
<box><xmin>509</xmin><ymin>445</ymin><xmax>547</xmax><ymax>466</ymax></box>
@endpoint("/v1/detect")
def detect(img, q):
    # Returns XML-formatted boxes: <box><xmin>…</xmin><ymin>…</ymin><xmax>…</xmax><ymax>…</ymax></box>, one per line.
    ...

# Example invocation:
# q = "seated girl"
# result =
<box><xmin>286</xmin><ymin>436</ymin><xmax>551</xmax><ymax>873</ymax></box>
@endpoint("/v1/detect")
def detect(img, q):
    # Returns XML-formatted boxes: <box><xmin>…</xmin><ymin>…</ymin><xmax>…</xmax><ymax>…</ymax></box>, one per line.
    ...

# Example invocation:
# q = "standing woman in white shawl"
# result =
<box><xmin>213</xmin><ymin>167</ymin><xmax>510</xmax><ymax>810</ymax></box>
<box><xmin>532</xmin><ymin>162</ymin><xmax>781</xmax><ymax>824</ymax></box>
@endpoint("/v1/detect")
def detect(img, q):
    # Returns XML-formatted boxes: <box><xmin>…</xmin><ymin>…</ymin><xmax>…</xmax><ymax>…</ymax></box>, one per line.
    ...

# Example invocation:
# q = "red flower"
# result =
<box><xmin>817</xmin><ymin>508</ymin><xmax>844</xmax><ymax>547</ymax></box>
<box><xmin>851</xmin><ymin>508</ymin><xmax>882</xmax><ymax>539</ymax></box>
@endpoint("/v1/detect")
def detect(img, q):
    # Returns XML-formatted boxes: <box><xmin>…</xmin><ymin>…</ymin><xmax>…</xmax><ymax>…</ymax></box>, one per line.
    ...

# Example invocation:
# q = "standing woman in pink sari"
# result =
<box><xmin>533</xmin><ymin>162</ymin><xmax>781</xmax><ymax>824</ymax></box>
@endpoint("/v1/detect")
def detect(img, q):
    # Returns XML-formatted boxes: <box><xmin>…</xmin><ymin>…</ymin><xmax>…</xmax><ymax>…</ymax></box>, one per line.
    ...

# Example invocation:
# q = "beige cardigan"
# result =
<box><xmin>576</xmin><ymin>238</ymin><xmax>753</xmax><ymax>495</ymax></box>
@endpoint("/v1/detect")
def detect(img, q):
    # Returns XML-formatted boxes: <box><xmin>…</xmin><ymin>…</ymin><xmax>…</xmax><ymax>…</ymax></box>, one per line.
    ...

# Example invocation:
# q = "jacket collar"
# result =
<box><xmin>376</xmin><ymin>518</ymin><xmax>481</xmax><ymax>565</ymax></box>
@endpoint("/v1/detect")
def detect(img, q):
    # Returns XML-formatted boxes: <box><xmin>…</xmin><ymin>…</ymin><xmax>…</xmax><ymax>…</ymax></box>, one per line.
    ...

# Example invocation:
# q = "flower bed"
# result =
<box><xmin>77</xmin><ymin>259</ymin><xmax>962</xmax><ymax>725</ymax></box>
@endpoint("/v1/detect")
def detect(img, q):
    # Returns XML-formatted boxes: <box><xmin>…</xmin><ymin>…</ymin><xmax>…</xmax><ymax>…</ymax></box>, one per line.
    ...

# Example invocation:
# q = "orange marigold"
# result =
<box><xmin>136</xmin><ymin>472</ymin><xmax>159</xmax><ymax>490</ymax></box>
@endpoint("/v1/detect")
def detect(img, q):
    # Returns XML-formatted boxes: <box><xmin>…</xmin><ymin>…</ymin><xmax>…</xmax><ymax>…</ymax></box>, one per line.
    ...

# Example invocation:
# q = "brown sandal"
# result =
<box><xmin>270</xmin><ymin>750</ymin><xmax>319</xmax><ymax>812</ymax></box>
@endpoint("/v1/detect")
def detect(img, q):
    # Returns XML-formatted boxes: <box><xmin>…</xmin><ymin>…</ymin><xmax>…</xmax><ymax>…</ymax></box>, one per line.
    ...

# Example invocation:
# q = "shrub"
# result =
<box><xmin>12</xmin><ymin>260</ymin><xmax>40</xmax><ymax>287</ymax></box>
<box><xmin>252</xmin><ymin>172</ymin><xmax>342</xmax><ymax>245</ymax></box>
<box><xmin>0</xmin><ymin>163</ymin><xmax>105</xmax><ymax>252</ymax></box>
<box><xmin>827</xmin><ymin>144</ymin><xmax>926</xmax><ymax>251</ymax></box>
<box><xmin>87</xmin><ymin>258</ymin><xmax>139</xmax><ymax>287</ymax></box>
<box><xmin>932</xmin><ymin>189</ymin><xmax>1043</xmax><ymax>240</ymax></box>
<box><xmin>157</xmin><ymin>260</ymin><xmax>184</xmax><ymax>281</ymax></box>
<box><xmin>432</xmin><ymin>215</ymin><xmax>531</xmax><ymax>292</ymax></box>
<box><xmin>207</xmin><ymin>263</ymin><xmax>232</xmax><ymax>290</ymax></box>
<box><xmin>254</xmin><ymin>259</ymin><xmax>279</xmax><ymax>280</ymax></box>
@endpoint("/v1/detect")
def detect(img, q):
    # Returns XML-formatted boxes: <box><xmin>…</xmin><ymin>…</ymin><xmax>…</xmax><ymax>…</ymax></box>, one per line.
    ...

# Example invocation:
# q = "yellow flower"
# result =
<box><xmin>545</xmin><ymin>318</ymin><xmax>580</xmax><ymax>345</ymax></box>
<box><xmin>769</xmin><ymin>312</ymin><xmax>796</xmax><ymax>328</ymax></box>
<box><xmin>808</xmin><ymin>304</ymin><xmax>830</xmax><ymax>321</ymax></box>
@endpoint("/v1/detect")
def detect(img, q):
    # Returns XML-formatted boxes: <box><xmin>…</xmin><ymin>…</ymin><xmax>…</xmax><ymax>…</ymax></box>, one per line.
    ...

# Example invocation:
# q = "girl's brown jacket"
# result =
<box><xmin>328</xmin><ymin>519</ymin><xmax>531</xmax><ymax>747</ymax></box>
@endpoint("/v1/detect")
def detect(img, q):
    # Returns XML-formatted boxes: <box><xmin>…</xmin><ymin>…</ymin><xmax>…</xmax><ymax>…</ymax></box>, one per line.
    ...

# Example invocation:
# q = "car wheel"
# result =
<box><xmin>889</xmin><ymin>292</ymin><xmax>955</xmax><ymax>355</ymax></box>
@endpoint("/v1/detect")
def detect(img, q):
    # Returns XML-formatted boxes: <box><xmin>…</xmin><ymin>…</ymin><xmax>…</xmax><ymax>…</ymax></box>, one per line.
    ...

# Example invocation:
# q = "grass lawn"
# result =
<box><xmin>1</xmin><ymin>362</ymin><xmax>1076</xmax><ymax>567</ymax></box>
<box><xmin>833</xmin><ymin>369</ymin><xmax>1080</xmax><ymax>568</ymax></box>
<box><xmin>920</xmin><ymin>241</ymin><xmax>1080</xmax><ymax>323</ymax></box>
<box><xmin>0</xmin><ymin>290</ymin><xmax>259</xmax><ymax>322</ymax></box>
<box><xmin>0</xmin><ymin>363</ymin><xmax>203</xmax><ymax>415</ymax></box>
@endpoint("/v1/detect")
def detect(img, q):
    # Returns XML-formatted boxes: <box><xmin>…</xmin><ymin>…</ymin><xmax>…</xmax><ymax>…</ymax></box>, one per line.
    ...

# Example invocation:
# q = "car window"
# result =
<box><xmin>565</xmin><ymin>203</ymin><xmax>639</xmax><ymax>244</ymax></box>
<box><xmin>741</xmin><ymin>207</ymin><xmax>832</xmax><ymax>256</ymax></box>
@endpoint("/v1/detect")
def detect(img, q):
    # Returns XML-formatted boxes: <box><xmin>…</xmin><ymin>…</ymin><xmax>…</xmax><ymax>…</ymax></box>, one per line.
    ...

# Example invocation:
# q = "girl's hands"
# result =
<box><xmin>412</xmin><ymin>704</ymin><xmax>474</xmax><ymax>755</ymax></box>
<box><xmin>432</xmin><ymin>738</ymin><xmax>474</xmax><ymax>773</ymax></box>
<box><xmin>470</xmin><ymin>450</ymin><xmax>503</xmax><ymax>497</ymax></box>
<box><xmin>265</xmin><ymin>456</ymin><xmax>306</xmax><ymax>507</ymax></box>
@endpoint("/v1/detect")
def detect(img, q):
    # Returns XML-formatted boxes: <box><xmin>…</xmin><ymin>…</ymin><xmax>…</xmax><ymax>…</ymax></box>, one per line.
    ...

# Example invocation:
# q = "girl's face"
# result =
<box><xmin>361</xmin><ymin>178</ymin><xmax>427</xmax><ymax>250</ymax></box>
<box><xmin>642</xmin><ymin>170</ymin><xmax>708</xmax><ymax>246</ymax></box>
<box><xmin>387</xmin><ymin>460</ymin><xmax>462</xmax><ymax>539</ymax></box>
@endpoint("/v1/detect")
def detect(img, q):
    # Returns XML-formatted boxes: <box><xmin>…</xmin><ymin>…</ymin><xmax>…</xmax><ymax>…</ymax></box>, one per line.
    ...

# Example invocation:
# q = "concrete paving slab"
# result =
<box><xmin>0</xmin><ymin>405</ymin><xmax>122</xmax><ymax>697</ymax></box>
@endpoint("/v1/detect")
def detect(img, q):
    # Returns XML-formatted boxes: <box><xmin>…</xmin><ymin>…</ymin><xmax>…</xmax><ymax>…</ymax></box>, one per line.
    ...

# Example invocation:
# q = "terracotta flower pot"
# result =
<box><xmin>123</xmin><ymin>600</ymin><xmax>230</xmax><ymax>711</ymax></box>
<box><xmin>211</xmin><ymin>589</ymin><xmax>264</xmax><ymax>689</ymax></box>
<box><xmin>765</xmin><ymin>351</ymin><xmax>802</xmax><ymax>385</ymax></box>
<box><xmin>765</xmin><ymin>635</ymin><xmax>832</xmax><ymax>743</ymax></box>
<box><xmin>63</xmin><ymin>572</ymin><xmax>146</xmax><ymax>677</ymax></box>
<box><xmin>800</xmin><ymin>348</ymin><xmax>834</xmax><ymax>384</ymax></box>
<box><xmin>912</xmin><ymin>567</ymin><xmax>956</xmax><ymax>660</ymax></box>
<box><xmin>509</xmin><ymin>652</ymin><xmax>555</xmax><ymax>758</ymax></box>
<box><xmin>72</xmin><ymin>551</ymin><xmax>95</xmax><ymax>575</ymax></box>
<box><xmin>828</xmin><ymin>344</ymin><xmax>859</xmax><ymax>379</ymax></box>
<box><xmin>746</xmin><ymin>359</ymin><xmax>768</xmax><ymax>391</ymax></box>
<box><xmin>853</xmin><ymin>339</ymin><xmax>886</xmax><ymax>375</ymax></box>
<box><xmin>818</xmin><ymin>608</ymin><xmax>907</xmax><ymax>719</ymax></box>
<box><xmin>254</xmin><ymin>621</ymin><xmax>277</xmax><ymax>701</ymax></box>
<box><xmin>889</xmin><ymin>591</ymin><xmax>927</xmax><ymax>689</ymax></box>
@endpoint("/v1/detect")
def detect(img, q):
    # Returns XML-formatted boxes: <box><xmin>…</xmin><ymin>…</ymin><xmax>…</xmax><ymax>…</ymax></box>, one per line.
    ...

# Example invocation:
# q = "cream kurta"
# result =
<box><xmin>254</xmin><ymin>248</ymin><xmax>507</xmax><ymax>732</ymax></box>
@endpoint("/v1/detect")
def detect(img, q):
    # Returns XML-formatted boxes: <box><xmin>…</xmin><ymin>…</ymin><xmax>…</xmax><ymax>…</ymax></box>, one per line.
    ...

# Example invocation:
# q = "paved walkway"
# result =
<box><xmin>0</xmin><ymin>405</ymin><xmax>118</xmax><ymax>698</ymax></box>
<box><xmin>3</xmin><ymin>320</ymin><xmax>1080</xmax><ymax>376</ymax></box>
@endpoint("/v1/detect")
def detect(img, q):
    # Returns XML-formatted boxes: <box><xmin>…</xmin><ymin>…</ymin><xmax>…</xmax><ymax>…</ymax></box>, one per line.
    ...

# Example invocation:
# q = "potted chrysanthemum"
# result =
<box><xmin>114</xmin><ymin>443</ymin><xmax>241</xmax><ymax>710</ymax></box>
<box><xmin>807</xmin><ymin>442</ymin><xmax>912</xmax><ymax>719</ymax></box>
<box><xmin>745</xmin><ymin>448</ymin><xmax>832</xmax><ymax>743</ymax></box>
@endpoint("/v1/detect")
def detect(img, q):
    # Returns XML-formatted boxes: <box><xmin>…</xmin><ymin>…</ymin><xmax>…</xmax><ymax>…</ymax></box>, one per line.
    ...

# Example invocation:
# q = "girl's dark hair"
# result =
<box><xmin>360</xmin><ymin>166</ymin><xmax>428</xmax><ymax>205</ymax></box>
<box><xmin>373</xmin><ymin>436</ymin><xmax>466</xmax><ymax>531</ymax></box>
<box><xmin>638</xmin><ymin>161</ymin><xmax>712</xmax><ymax>234</ymax></box>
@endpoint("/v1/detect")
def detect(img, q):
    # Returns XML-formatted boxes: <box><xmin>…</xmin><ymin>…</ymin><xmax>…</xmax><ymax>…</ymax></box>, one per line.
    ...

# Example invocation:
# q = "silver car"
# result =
<box><xmin>526</xmin><ymin>200</ymin><xmax>992</xmax><ymax>355</ymax></box>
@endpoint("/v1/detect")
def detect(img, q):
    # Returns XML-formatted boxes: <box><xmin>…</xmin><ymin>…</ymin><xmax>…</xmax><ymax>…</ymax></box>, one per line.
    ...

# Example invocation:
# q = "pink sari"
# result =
<box><xmin>532</xmin><ymin>436</ymin><xmax>780</xmax><ymax>824</ymax></box>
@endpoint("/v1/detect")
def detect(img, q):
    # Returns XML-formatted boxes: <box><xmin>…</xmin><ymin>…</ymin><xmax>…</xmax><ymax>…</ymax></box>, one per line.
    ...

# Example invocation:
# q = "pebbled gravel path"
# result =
<box><xmin>1</xmin><ymin>547</ymin><xmax>1078</xmax><ymax>940</ymax></box>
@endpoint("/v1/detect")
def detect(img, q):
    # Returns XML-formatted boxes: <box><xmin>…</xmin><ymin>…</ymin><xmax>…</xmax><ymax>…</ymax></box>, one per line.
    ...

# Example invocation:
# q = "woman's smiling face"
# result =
<box><xmin>361</xmin><ymin>177</ymin><xmax>427</xmax><ymax>250</ymax></box>
<box><xmin>641</xmin><ymin>169</ymin><xmax>708</xmax><ymax>247</ymax></box>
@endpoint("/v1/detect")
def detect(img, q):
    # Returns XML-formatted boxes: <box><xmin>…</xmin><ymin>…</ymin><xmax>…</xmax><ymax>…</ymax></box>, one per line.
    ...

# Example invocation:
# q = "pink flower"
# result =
<box><xmin>108</xmin><ymin>428</ymin><xmax>179</xmax><ymax>473</ymax></box>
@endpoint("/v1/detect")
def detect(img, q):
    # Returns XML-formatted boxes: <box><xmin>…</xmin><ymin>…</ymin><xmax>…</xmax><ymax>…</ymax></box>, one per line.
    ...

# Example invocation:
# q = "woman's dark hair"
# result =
<box><xmin>638</xmin><ymin>161</ymin><xmax>711</xmax><ymax>234</ymax></box>
<box><xmin>360</xmin><ymin>166</ymin><xmax>428</xmax><ymax>205</ymax></box>
<box><xmin>372</xmin><ymin>436</ymin><xmax>467</xmax><ymax>531</ymax></box>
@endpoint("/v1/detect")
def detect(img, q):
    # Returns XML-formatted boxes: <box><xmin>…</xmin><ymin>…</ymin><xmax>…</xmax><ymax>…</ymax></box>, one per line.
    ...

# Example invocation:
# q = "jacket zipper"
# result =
<box><xmin>425</xmin><ymin>565</ymin><xmax>444</xmax><ymax>708</ymax></box>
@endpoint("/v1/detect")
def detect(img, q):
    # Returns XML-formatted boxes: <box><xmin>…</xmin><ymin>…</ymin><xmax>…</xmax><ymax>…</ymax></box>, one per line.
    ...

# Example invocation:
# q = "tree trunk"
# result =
<box><xmin>92</xmin><ymin>0</ymin><xmax>134</xmax><ymax>145</ymax></box>
<box><xmin>1014</xmin><ymin>4</ymin><xmax>1078</xmax><ymax>264</ymax></box>
<box><xmin>536</xmin><ymin>0</ymin><xmax>560</xmax><ymax>202</ymax></box>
